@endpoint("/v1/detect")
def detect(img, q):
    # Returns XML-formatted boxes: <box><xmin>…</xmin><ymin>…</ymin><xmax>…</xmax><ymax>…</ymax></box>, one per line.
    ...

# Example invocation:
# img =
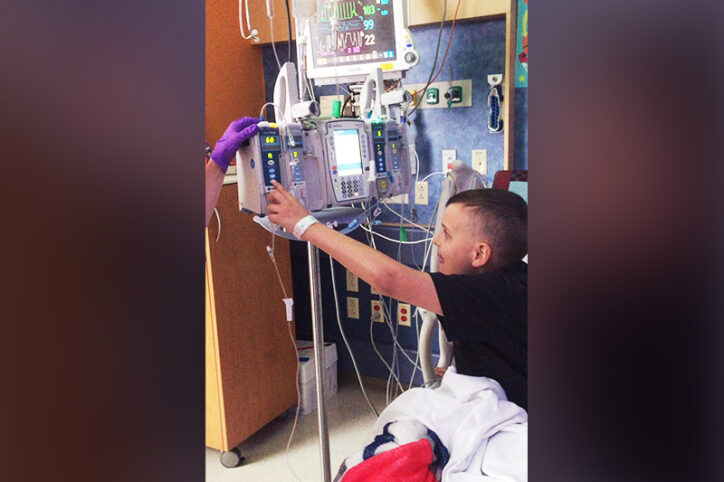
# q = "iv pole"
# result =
<box><xmin>307</xmin><ymin>243</ymin><xmax>332</xmax><ymax>482</ymax></box>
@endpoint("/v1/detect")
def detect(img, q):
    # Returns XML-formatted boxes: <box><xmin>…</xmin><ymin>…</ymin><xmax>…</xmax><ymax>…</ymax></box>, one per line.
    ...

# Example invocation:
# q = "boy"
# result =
<box><xmin>267</xmin><ymin>181</ymin><xmax>527</xmax><ymax>408</ymax></box>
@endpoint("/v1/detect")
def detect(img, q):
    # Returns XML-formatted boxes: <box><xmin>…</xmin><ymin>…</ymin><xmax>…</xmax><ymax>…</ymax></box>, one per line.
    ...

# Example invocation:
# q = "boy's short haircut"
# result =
<box><xmin>446</xmin><ymin>189</ymin><xmax>527</xmax><ymax>270</ymax></box>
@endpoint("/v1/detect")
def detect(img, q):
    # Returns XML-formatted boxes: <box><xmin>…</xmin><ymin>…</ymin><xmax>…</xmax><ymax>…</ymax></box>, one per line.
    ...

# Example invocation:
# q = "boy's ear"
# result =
<box><xmin>472</xmin><ymin>242</ymin><xmax>492</xmax><ymax>268</ymax></box>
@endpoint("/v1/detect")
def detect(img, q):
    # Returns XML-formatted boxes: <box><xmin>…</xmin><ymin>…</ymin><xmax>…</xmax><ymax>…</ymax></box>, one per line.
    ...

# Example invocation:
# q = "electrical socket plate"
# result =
<box><xmin>415</xmin><ymin>181</ymin><xmax>428</xmax><ymax>205</ymax></box>
<box><xmin>347</xmin><ymin>297</ymin><xmax>359</xmax><ymax>319</ymax></box>
<box><xmin>472</xmin><ymin>149</ymin><xmax>487</xmax><ymax>175</ymax></box>
<box><xmin>346</xmin><ymin>270</ymin><xmax>358</xmax><ymax>292</ymax></box>
<box><xmin>442</xmin><ymin>150</ymin><xmax>456</xmax><ymax>173</ymax></box>
<box><xmin>397</xmin><ymin>303</ymin><xmax>412</xmax><ymax>327</ymax></box>
<box><xmin>371</xmin><ymin>299</ymin><xmax>384</xmax><ymax>323</ymax></box>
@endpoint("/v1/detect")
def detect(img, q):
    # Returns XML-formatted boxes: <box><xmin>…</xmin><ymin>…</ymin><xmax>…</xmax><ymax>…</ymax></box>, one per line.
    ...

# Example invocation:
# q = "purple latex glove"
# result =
<box><xmin>210</xmin><ymin>116</ymin><xmax>259</xmax><ymax>173</ymax></box>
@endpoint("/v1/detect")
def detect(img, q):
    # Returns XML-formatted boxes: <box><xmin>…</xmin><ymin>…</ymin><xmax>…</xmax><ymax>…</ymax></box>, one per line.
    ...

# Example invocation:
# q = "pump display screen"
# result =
<box><xmin>333</xmin><ymin>129</ymin><xmax>364</xmax><ymax>176</ymax></box>
<box><xmin>312</xmin><ymin>0</ymin><xmax>397</xmax><ymax>67</ymax></box>
<box><xmin>262</xmin><ymin>134</ymin><xmax>279</xmax><ymax>146</ymax></box>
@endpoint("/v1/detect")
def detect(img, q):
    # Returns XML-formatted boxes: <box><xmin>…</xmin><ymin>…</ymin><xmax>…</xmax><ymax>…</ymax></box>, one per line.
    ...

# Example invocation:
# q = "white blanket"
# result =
<box><xmin>371</xmin><ymin>367</ymin><xmax>528</xmax><ymax>481</ymax></box>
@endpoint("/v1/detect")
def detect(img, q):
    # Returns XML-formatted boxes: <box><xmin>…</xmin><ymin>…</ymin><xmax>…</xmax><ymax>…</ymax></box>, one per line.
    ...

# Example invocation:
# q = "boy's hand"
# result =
<box><xmin>267</xmin><ymin>180</ymin><xmax>311</xmax><ymax>232</ymax></box>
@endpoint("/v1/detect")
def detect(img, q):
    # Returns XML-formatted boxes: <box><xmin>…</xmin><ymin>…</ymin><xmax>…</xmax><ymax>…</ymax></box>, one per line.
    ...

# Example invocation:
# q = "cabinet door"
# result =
<box><xmin>206</xmin><ymin>185</ymin><xmax>297</xmax><ymax>449</ymax></box>
<box><xmin>245</xmin><ymin>0</ymin><xmax>296</xmax><ymax>44</ymax></box>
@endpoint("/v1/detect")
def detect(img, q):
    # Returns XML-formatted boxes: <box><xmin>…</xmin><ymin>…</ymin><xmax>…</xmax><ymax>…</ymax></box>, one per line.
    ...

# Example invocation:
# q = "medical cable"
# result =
<box><xmin>266</xmin><ymin>230</ymin><xmax>303</xmax><ymax>480</ymax></box>
<box><xmin>375</xmin><ymin>201</ymin><xmax>438</xmax><ymax>281</ymax></box>
<box><xmin>378</xmin><ymin>293</ymin><xmax>398</xmax><ymax>404</ymax></box>
<box><xmin>259</xmin><ymin>101</ymin><xmax>295</xmax><ymax>147</ymax></box>
<box><xmin>391</xmin><ymin>205</ymin><xmax>405</xmax><ymax>401</ymax></box>
<box><xmin>341</xmin><ymin>94</ymin><xmax>353</xmax><ymax>118</ymax></box>
<box><xmin>407</xmin><ymin>0</ymin><xmax>447</xmax><ymax>117</ymax></box>
<box><xmin>382</xmin><ymin>204</ymin><xmax>432</xmax><ymax>231</ymax></box>
<box><xmin>269</xmin><ymin>18</ymin><xmax>283</xmax><ymax>70</ymax></box>
<box><xmin>413</xmin><ymin>147</ymin><xmax>421</xmax><ymax>185</ymax></box>
<box><xmin>419</xmin><ymin>171</ymin><xmax>447</xmax><ymax>184</ymax></box>
<box><xmin>368</xmin><ymin>308</ymin><xmax>404</xmax><ymax>394</ymax></box>
<box><xmin>263</xmin><ymin>227</ymin><xmax>302</xmax><ymax>481</ymax></box>
<box><xmin>365</xmin><ymin>217</ymin><xmax>406</xmax><ymax>396</ymax></box>
<box><xmin>427</xmin><ymin>0</ymin><xmax>462</xmax><ymax>85</ymax></box>
<box><xmin>259</xmin><ymin>101</ymin><xmax>284</xmax><ymax>121</ymax></box>
<box><xmin>284</xmin><ymin>319</ymin><xmax>303</xmax><ymax>482</ymax></box>
<box><xmin>416</xmin><ymin>201</ymin><xmax>441</xmax><ymax>272</ymax></box>
<box><xmin>328</xmin><ymin>256</ymin><xmax>379</xmax><ymax>417</ymax></box>
<box><xmin>307</xmin><ymin>78</ymin><xmax>317</xmax><ymax>103</ymax></box>
<box><xmin>359</xmin><ymin>225</ymin><xmax>432</xmax><ymax>245</ymax></box>
<box><xmin>284</xmin><ymin>0</ymin><xmax>292</xmax><ymax>63</ymax></box>
<box><xmin>377</xmin><ymin>293</ymin><xmax>423</xmax><ymax>371</ymax></box>
<box><xmin>365</xmin><ymin>199</ymin><xmax>444</xmax><ymax>385</ymax></box>
<box><xmin>362</xmin><ymin>218</ymin><xmax>405</xmax><ymax>395</ymax></box>
<box><xmin>408</xmin><ymin>310</ymin><xmax>422</xmax><ymax>389</ymax></box>
<box><xmin>407</xmin><ymin>0</ymin><xmax>462</xmax><ymax>117</ymax></box>
<box><xmin>266</xmin><ymin>235</ymin><xmax>289</xmax><ymax>300</ymax></box>
<box><xmin>238</xmin><ymin>0</ymin><xmax>258</xmax><ymax>41</ymax></box>
<box><xmin>266</xmin><ymin>0</ymin><xmax>283</xmax><ymax>72</ymax></box>
<box><xmin>402</xmin><ymin>202</ymin><xmax>439</xmax><ymax>270</ymax></box>
<box><xmin>361</xmin><ymin>207</ymin><xmax>409</xmax><ymax>395</ymax></box>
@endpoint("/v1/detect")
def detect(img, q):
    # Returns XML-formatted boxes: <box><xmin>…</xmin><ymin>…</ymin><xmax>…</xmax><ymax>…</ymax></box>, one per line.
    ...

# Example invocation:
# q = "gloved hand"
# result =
<box><xmin>210</xmin><ymin>116</ymin><xmax>259</xmax><ymax>173</ymax></box>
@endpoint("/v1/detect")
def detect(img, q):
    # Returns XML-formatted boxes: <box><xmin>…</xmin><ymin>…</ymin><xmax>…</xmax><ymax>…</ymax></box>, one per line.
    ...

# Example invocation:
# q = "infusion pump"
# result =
<box><xmin>236</xmin><ymin>119</ymin><xmax>412</xmax><ymax>216</ymax></box>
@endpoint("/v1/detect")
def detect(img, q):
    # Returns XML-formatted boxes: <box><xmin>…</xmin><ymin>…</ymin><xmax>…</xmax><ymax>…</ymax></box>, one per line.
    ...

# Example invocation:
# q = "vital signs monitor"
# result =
<box><xmin>303</xmin><ymin>0</ymin><xmax>419</xmax><ymax>85</ymax></box>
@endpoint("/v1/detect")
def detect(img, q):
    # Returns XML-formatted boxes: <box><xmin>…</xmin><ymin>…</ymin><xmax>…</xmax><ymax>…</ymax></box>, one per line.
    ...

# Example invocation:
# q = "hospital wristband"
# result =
<box><xmin>293</xmin><ymin>215</ymin><xmax>318</xmax><ymax>239</ymax></box>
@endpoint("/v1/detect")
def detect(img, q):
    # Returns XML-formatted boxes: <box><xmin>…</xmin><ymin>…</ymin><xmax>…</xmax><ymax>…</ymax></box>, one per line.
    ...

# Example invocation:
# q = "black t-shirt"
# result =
<box><xmin>430</xmin><ymin>262</ymin><xmax>527</xmax><ymax>409</ymax></box>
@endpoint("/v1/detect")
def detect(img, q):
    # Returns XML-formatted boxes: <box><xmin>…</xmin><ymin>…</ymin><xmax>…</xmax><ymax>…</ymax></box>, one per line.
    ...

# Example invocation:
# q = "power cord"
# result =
<box><xmin>328</xmin><ymin>256</ymin><xmax>379</xmax><ymax>417</ymax></box>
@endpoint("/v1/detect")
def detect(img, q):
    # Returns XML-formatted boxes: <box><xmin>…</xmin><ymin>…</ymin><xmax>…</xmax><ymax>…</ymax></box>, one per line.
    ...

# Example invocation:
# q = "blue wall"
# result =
<box><xmin>261</xmin><ymin>17</ymin><xmax>528</xmax><ymax>384</ymax></box>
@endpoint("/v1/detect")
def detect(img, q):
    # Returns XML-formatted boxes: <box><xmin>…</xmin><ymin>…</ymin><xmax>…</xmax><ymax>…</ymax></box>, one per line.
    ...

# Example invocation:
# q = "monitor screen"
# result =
<box><xmin>312</xmin><ymin>0</ymin><xmax>397</xmax><ymax>68</ymax></box>
<box><xmin>333</xmin><ymin>129</ymin><xmax>363</xmax><ymax>176</ymax></box>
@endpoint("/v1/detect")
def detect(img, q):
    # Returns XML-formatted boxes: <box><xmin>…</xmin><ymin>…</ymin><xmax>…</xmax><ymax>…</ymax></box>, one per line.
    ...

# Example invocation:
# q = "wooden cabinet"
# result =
<box><xmin>207</xmin><ymin>0</ymin><xmax>298</xmax><ymax>453</ymax></box>
<box><xmin>205</xmin><ymin>185</ymin><xmax>297</xmax><ymax>451</ymax></box>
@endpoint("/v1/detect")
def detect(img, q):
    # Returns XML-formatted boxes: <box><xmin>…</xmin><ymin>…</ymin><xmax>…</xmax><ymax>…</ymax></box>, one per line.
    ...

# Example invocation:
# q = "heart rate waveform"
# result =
<box><xmin>319</xmin><ymin>1</ymin><xmax>362</xmax><ymax>22</ymax></box>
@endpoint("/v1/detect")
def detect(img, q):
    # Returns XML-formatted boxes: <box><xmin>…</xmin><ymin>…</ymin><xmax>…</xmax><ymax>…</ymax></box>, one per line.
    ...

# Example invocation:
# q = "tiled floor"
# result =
<box><xmin>205</xmin><ymin>372</ymin><xmax>392</xmax><ymax>481</ymax></box>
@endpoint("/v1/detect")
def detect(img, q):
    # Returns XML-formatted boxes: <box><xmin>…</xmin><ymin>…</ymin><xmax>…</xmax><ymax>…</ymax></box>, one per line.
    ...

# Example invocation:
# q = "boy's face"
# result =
<box><xmin>433</xmin><ymin>203</ymin><xmax>486</xmax><ymax>275</ymax></box>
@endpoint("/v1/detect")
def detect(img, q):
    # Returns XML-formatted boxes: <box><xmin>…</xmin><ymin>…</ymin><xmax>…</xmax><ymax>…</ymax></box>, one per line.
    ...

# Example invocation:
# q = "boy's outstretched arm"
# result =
<box><xmin>267</xmin><ymin>181</ymin><xmax>443</xmax><ymax>316</ymax></box>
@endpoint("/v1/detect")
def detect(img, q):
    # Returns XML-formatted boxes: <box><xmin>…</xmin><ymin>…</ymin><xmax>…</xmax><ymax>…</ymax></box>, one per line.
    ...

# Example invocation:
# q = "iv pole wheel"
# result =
<box><xmin>220</xmin><ymin>447</ymin><xmax>245</xmax><ymax>468</ymax></box>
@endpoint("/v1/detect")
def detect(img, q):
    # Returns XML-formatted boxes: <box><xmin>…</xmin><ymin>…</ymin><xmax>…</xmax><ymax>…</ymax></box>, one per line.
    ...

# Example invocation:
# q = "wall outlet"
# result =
<box><xmin>442</xmin><ymin>149</ymin><xmax>456</xmax><ymax>173</ymax></box>
<box><xmin>472</xmin><ymin>149</ymin><xmax>487</xmax><ymax>175</ymax></box>
<box><xmin>346</xmin><ymin>270</ymin><xmax>358</xmax><ymax>292</ymax></box>
<box><xmin>371</xmin><ymin>299</ymin><xmax>384</xmax><ymax>323</ymax></box>
<box><xmin>347</xmin><ymin>297</ymin><xmax>359</xmax><ymax>319</ymax></box>
<box><xmin>415</xmin><ymin>181</ymin><xmax>428</xmax><ymax>205</ymax></box>
<box><xmin>397</xmin><ymin>303</ymin><xmax>412</xmax><ymax>327</ymax></box>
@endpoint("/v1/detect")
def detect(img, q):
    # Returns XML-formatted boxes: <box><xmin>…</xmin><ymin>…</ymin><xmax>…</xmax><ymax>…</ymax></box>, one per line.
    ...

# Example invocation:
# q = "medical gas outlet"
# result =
<box><xmin>444</xmin><ymin>86</ymin><xmax>463</xmax><ymax>109</ymax></box>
